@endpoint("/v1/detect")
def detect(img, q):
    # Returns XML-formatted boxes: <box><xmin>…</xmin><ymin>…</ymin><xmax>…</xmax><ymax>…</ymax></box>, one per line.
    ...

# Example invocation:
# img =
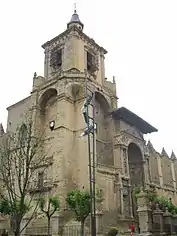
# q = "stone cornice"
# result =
<box><xmin>32</xmin><ymin>73</ymin><xmax>114</xmax><ymax>109</ymax></box>
<box><xmin>97</xmin><ymin>163</ymin><xmax>122</xmax><ymax>176</ymax></box>
<box><xmin>146</xmin><ymin>182</ymin><xmax>176</xmax><ymax>193</ymax></box>
<box><xmin>42</xmin><ymin>26</ymin><xmax>107</xmax><ymax>54</ymax></box>
<box><xmin>32</xmin><ymin>75</ymin><xmax>85</xmax><ymax>95</ymax></box>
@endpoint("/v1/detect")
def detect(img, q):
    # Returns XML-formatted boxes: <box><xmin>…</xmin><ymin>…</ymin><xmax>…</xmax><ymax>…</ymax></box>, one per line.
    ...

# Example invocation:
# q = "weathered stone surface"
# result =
<box><xmin>1</xmin><ymin>8</ymin><xmax>177</xmax><ymax>236</ymax></box>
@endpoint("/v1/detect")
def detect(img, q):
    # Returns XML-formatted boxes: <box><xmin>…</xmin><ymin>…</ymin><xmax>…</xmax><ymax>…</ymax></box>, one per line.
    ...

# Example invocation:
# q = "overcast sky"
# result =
<box><xmin>0</xmin><ymin>0</ymin><xmax>177</xmax><ymax>156</ymax></box>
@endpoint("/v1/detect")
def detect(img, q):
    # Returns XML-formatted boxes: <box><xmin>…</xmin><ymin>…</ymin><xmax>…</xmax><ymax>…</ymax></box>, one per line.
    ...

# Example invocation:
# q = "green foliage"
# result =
<box><xmin>39</xmin><ymin>196</ymin><xmax>60</xmax><ymax>218</ymax></box>
<box><xmin>66</xmin><ymin>189</ymin><xmax>91</xmax><ymax>223</ymax></box>
<box><xmin>154</xmin><ymin>196</ymin><xmax>177</xmax><ymax>214</ymax></box>
<box><xmin>108</xmin><ymin>227</ymin><xmax>119</xmax><ymax>236</ymax></box>
<box><xmin>133</xmin><ymin>185</ymin><xmax>141</xmax><ymax>199</ymax></box>
<box><xmin>39</xmin><ymin>196</ymin><xmax>60</xmax><ymax>236</ymax></box>
<box><xmin>145</xmin><ymin>191</ymin><xmax>157</xmax><ymax>202</ymax></box>
<box><xmin>0</xmin><ymin>199</ymin><xmax>29</xmax><ymax>216</ymax></box>
<box><xmin>0</xmin><ymin>199</ymin><xmax>11</xmax><ymax>215</ymax></box>
<box><xmin>133</xmin><ymin>185</ymin><xmax>177</xmax><ymax>214</ymax></box>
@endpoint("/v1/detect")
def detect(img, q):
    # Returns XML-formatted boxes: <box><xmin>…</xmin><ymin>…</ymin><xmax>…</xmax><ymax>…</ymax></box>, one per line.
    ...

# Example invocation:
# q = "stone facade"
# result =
<box><xmin>0</xmin><ymin>10</ymin><xmax>177</xmax><ymax>235</ymax></box>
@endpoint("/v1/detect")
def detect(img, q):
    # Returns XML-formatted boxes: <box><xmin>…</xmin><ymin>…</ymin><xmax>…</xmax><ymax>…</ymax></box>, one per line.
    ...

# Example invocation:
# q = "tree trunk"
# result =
<box><xmin>14</xmin><ymin>227</ymin><xmax>20</xmax><ymax>236</ymax></box>
<box><xmin>47</xmin><ymin>217</ymin><xmax>51</xmax><ymax>236</ymax></box>
<box><xmin>12</xmin><ymin>217</ymin><xmax>20</xmax><ymax>236</ymax></box>
<box><xmin>80</xmin><ymin>221</ymin><xmax>84</xmax><ymax>236</ymax></box>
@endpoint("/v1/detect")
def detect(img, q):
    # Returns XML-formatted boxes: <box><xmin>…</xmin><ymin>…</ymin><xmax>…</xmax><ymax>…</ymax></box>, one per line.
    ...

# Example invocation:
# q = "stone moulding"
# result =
<box><xmin>97</xmin><ymin>162</ymin><xmax>122</xmax><ymax>175</ymax></box>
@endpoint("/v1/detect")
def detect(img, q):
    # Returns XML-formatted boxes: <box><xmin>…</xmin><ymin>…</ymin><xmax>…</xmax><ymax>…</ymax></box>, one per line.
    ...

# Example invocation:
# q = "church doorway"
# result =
<box><xmin>128</xmin><ymin>143</ymin><xmax>144</xmax><ymax>219</ymax></box>
<box><xmin>128</xmin><ymin>143</ymin><xmax>144</xmax><ymax>186</ymax></box>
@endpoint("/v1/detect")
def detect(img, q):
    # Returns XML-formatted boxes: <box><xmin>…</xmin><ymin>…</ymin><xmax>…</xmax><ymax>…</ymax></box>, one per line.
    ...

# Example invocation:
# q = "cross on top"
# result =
<box><xmin>74</xmin><ymin>1</ymin><xmax>77</xmax><ymax>13</ymax></box>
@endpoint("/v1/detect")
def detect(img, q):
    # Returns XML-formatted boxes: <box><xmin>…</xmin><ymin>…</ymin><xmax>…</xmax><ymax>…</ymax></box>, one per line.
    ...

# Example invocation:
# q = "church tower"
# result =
<box><xmin>42</xmin><ymin>9</ymin><xmax>116</xmax><ymax>89</ymax></box>
<box><xmin>3</xmin><ymin>7</ymin><xmax>170</xmax><ymax>235</ymax></box>
<box><xmin>31</xmin><ymin>9</ymin><xmax>117</xmax><ymax>206</ymax></box>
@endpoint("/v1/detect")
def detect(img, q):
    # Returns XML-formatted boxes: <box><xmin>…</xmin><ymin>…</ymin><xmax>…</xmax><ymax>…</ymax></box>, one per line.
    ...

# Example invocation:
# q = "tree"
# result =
<box><xmin>108</xmin><ymin>227</ymin><xmax>119</xmax><ymax>236</ymax></box>
<box><xmin>39</xmin><ymin>196</ymin><xmax>60</xmax><ymax>236</ymax></box>
<box><xmin>66</xmin><ymin>189</ymin><xmax>91</xmax><ymax>236</ymax></box>
<box><xmin>0</xmin><ymin>118</ymin><xmax>50</xmax><ymax>236</ymax></box>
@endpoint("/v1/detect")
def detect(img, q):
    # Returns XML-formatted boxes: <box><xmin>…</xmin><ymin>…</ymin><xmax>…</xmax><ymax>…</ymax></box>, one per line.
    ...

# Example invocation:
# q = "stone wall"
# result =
<box><xmin>147</xmin><ymin>143</ymin><xmax>177</xmax><ymax>203</ymax></box>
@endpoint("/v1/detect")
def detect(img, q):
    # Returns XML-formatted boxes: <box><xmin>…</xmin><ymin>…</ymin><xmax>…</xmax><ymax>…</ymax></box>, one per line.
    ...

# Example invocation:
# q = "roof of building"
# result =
<box><xmin>67</xmin><ymin>10</ymin><xmax>84</xmax><ymax>29</ymax></box>
<box><xmin>112</xmin><ymin>107</ymin><xmax>158</xmax><ymax>134</ymax></box>
<box><xmin>6</xmin><ymin>96</ymin><xmax>31</xmax><ymax>111</ymax></box>
<box><xmin>42</xmin><ymin>11</ymin><xmax>107</xmax><ymax>54</ymax></box>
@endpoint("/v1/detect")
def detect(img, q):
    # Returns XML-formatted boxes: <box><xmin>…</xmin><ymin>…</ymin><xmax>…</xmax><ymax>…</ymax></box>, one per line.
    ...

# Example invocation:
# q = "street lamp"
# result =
<box><xmin>80</xmin><ymin>91</ymin><xmax>97</xmax><ymax>236</ymax></box>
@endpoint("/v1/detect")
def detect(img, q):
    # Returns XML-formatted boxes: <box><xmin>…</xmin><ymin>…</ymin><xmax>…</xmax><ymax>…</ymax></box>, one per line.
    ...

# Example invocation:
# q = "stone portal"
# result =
<box><xmin>128</xmin><ymin>143</ymin><xmax>144</xmax><ymax>220</ymax></box>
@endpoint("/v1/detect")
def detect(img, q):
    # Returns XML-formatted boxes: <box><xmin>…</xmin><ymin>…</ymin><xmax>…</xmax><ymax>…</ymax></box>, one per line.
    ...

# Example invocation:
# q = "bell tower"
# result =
<box><xmin>31</xmin><ymin>9</ymin><xmax>117</xmax><ymax>205</ymax></box>
<box><xmin>42</xmin><ymin>9</ymin><xmax>111</xmax><ymax>87</ymax></box>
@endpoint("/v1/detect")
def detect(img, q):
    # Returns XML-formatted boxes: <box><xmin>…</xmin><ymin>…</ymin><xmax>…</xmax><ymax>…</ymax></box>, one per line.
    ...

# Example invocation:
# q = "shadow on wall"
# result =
<box><xmin>95</xmin><ymin>92</ymin><xmax>113</xmax><ymax>166</ymax></box>
<box><xmin>39</xmin><ymin>88</ymin><xmax>58</xmax><ymax>136</ymax></box>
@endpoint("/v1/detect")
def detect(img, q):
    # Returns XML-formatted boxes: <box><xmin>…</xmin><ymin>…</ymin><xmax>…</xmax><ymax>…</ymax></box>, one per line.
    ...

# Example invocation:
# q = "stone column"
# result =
<box><xmin>144</xmin><ymin>148</ymin><xmax>151</xmax><ymax>186</ymax></box>
<box><xmin>128</xmin><ymin>184</ymin><xmax>133</xmax><ymax>218</ymax></box>
<box><xmin>157</xmin><ymin>156</ymin><xmax>163</xmax><ymax>187</ymax></box>
<box><xmin>44</xmin><ymin>47</ymin><xmax>50</xmax><ymax>79</ymax></box>
<box><xmin>172</xmin><ymin>214</ymin><xmax>177</xmax><ymax>234</ymax></box>
<box><xmin>136</xmin><ymin>188</ymin><xmax>152</xmax><ymax>236</ymax></box>
<box><xmin>152</xmin><ymin>204</ymin><xmax>164</xmax><ymax>235</ymax></box>
<box><xmin>113</xmin><ymin>143</ymin><xmax>122</xmax><ymax>170</ymax></box>
<box><xmin>51</xmin><ymin>212</ymin><xmax>64</xmax><ymax>236</ymax></box>
<box><xmin>163</xmin><ymin>208</ymin><xmax>172</xmax><ymax>235</ymax></box>
<box><xmin>142</xmin><ymin>159</ymin><xmax>149</xmax><ymax>189</ymax></box>
<box><xmin>95</xmin><ymin>189</ymin><xmax>104</xmax><ymax>235</ymax></box>
<box><xmin>96</xmin><ymin>210</ymin><xmax>103</xmax><ymax>235</ymax></box>
<box><xmin>121</xmin><ymin>145</ymin><xmax>129</xmax><ymax>176</ymax></box>
<box><xmin>113</xmin><ymin>173</ymin><xmax>124</xmax><ymax>217</ymax></box>
<box><xmin>119</xmin><ymin>182</ymin><xmax>124</xmax><ymax>216</ymax></box>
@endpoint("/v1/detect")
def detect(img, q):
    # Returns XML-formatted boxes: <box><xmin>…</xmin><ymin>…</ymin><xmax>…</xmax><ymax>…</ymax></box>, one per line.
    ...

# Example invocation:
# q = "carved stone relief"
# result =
<box><xmin>122</xmin><ymin>179</ymin><xmax>130</xmax><ymax>217</ymax></box>
<box><xmin>65</xmin><ymin>68</ymin><xmax>81</xmax><ymax>74</ymax></box>
<box><xmin>146</xmin><ymin>158</ymin><xmax>151</xmax><ymax>183</ymax></box>
<box><xmin>113</xmin><ymin>134</ymin><xmax>129</xmax><ymax>147</ymax></box>
<box><xmin>67</xmin><ymin>30</ymin><xmax>80</xmax><ymax>40</ymax></box>
<box><xmin>125</xmin><ymin>126</ymin><xmax>144</xmax><ymax>140</ymax></box>
<box><xmin>114</xmin><ymin>133</ymin><xmax>145</xmax><ymax>164</ymax></box>
<box><xmin>123</xmin><ymin>148</ymin><xmax>128</xmax><ymax>174</ymax></box>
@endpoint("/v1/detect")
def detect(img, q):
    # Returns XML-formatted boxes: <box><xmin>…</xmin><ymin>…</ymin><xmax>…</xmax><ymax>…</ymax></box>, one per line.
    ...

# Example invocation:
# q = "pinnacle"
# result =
<box><xmin>0</xmin><ymin>123</ymin><xmax>5</xmax><ymax>136</ymax></box>
<box><xmin>147</xmin><ymin>140</ymin><xmax>154</xmax><ymax>149</ymax></box>
<box><xmin>161</xmin><ymin>147</ymin><xmax>168</xmax><ymax>157</ymax></box>
<box><xmin>171</xmin><ymin>150</ymin><xmax>176</xmax><ymax>160</ymax></box>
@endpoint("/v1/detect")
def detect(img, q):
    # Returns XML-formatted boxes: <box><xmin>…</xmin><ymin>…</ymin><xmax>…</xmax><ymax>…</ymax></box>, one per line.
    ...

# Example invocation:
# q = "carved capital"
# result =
<box><xmin>114</xmin><ymin>134</ymin><xmax>129</xmax><ymax>147</ymax></box>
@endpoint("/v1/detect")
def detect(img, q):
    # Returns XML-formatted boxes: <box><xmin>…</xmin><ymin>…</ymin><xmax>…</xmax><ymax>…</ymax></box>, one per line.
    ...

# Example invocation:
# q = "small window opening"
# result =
<box><xmin>56</xmin><ymin>50</ymin><xmax>62</xmax><ymax>67</ymax></box>
<box><xmin>50</xmin><ymin>49</ymin><xmax>62</xmax><ymax>69</ymax></box>
<box><xmin>87</xmin><ymin>51</ymin><xmax>96</xmax><ymax>73</ymax></box>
